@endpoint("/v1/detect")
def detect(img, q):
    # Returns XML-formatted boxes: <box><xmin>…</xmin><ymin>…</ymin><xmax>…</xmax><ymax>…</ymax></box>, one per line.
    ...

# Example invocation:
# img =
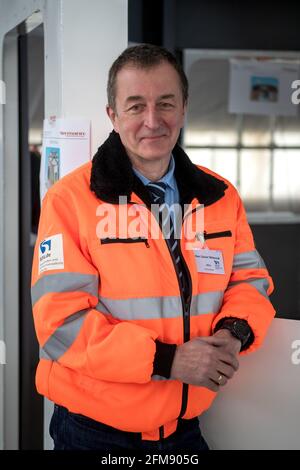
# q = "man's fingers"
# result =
<box><xmin>218</xmin><ymin>352</ymin><xmax>239</xmax><ymax>371</ymax></box>
<box><xmin>216</xmin><ymin>361</ymin><xmax>237</xmax><ymax>379</ymax></box>
<box><xmin>205</xmin><ymin>378</ymin><xmax>220</xmax><ymax>393</ymax></box>
<box><xmin>196</xmin><ymin>336</ymin><xmax>229</xmax><ymax>347</ymax></box>
<box><xmin>195</xmin><ymin>337</ymin><xmax>240</xmax><ymax>370</ymax></box>
<box><xmin>211</xmin><ymin>372</ymin><xmax>228</xmax><ymax>387</ymax></box>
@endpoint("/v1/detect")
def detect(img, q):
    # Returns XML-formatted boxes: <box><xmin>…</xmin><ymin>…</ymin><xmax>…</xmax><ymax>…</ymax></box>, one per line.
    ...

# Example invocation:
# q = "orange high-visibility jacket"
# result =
<box><xmin>31</xmin><ymin>132</ymin><xmax>275</xmax><ymax>441</ymax></box>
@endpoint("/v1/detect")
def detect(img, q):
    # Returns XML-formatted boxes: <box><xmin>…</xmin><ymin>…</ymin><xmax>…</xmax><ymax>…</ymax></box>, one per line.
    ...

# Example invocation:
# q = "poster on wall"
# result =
<box><xmin>40</xmin><ymin>117</ymin><xmax>91</xmax><ymax>200</ymax></box>
<box><xmin>228</xmin><ymin>59</ymin><xmax>299</xmax><ymax>116</ymax></box>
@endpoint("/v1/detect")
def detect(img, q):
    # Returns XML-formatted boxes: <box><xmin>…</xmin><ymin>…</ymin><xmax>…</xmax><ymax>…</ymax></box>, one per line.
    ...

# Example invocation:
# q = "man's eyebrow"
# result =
<box><xmin>124</xmin><ymin>94</ymin><xmax>176</xmax><ymax>104</ymax></box>
<box><xmin>158</xmin><ymin>94</ymin><xmax>176</xmax><ymax>100</ymax></box>
<box><xmin>125</xmin><ymin>95</ymin><xmax>144</xmax><ymax>104</ymax></box>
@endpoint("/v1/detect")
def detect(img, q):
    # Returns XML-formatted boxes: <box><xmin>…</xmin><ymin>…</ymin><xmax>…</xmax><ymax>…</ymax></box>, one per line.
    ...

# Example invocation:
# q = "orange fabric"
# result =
<box><xmin>32</xmin><ymin>161</ymin><xmax>275</xmax><ymax>440</ymax></box>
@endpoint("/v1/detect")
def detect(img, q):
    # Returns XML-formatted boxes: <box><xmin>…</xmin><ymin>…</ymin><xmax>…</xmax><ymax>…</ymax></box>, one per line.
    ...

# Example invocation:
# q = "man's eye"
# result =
<box><xmin>128</xmin><ymin>104</ymin><xmax>144</xmax><ymax>112</ymax></box>
<box><xmin>159</xmin><ymin>102</ymin><xmax>174</xmax><ymax>109</ymax></box>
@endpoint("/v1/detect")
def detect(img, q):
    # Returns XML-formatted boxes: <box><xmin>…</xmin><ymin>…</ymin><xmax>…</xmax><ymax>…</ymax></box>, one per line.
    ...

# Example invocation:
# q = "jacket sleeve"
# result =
<box><xmin>211</xmin><ymin>190</ymin><xmax>276</xmax><ymax>353</ymax></box>
<box><xmin>31</xmin><ymin>190</ymin><xmax>158</xmax><ymax>384</ymax></box>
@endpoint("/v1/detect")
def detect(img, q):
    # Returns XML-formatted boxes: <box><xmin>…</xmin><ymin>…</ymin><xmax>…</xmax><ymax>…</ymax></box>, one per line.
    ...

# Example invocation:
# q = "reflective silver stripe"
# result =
<box><xmin>31</xmin><ymin>272</ymin><xmax>99</xmax><ymax>307</ymax></box>
<box><xmin>190</xmin><ymin>291</ymin><xmax>223</xmax><ymax>316</ymax></box>
<box><xmin>95</xmin><ymin>291</ymin><xmax>223</xmax><ymax>320</ymax></box>
<box><xmin>95</xmin><ymin>300</ymin><xmax>111</xmax><ymax>315</ymax></box>
<box><xmin>233</xmin><ymin>250</ymin><xmax>266</xmax><ymax>271</ymax></box>
<box><xmin>42</xmin><ymin>309</ymin><xmax>89</xmax><ymax>360</ymax></box>
<box><xmin>228</xmin><ymin>277</ymin><xmax>270</xmax><ymax>299</ymax></box>
<box><xmin>39</xmin><ymin>348</ymin><xmax>52</xmax><ymax>360</ymax></box>
<box><xmin>96</xmin><ymin>296</ymin><xmax>181</xmax><ymax>320</ymax></box>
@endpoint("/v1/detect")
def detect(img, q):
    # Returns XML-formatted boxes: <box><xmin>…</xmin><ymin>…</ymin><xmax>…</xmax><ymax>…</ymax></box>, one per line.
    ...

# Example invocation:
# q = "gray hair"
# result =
<box><xmin>107</xmin><ymin>43</ymin><xmax>188</xmax><ymax>111</ymax></box>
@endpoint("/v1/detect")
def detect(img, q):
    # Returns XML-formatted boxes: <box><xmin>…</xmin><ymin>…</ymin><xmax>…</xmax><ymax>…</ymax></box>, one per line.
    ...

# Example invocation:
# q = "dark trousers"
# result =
<box><xmin>50</xmin><ymin>405</ymin><xmax>209</xmax><ymax>452</ymax></box>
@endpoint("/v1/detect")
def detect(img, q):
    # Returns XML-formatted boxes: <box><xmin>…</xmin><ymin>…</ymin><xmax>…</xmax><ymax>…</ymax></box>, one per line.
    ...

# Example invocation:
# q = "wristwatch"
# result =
<box><xmin>215</xmin><ymin>318</ymin><xmax>254</xmax><ymax>351</ymax></box>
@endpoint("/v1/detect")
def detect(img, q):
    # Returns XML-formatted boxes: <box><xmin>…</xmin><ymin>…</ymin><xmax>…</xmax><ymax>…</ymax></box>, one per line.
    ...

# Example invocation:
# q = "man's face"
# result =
<box><xmin>107</xmin><ymin>62</ymin><xmax>186</xmax><ymax>165</ymax></box>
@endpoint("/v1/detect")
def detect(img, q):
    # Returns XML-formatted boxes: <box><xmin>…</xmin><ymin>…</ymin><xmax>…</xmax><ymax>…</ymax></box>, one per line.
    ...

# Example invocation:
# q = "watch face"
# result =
<box><xmin>233</xmin><ymin>320</ymin><xmax>251</xmax><ymax>343</ymax></box>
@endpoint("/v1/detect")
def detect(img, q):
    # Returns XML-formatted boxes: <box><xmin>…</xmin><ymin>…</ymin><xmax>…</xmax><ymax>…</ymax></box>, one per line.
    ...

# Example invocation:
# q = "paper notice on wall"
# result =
<box><xmin>228</xmin><ymin>59</ymin><xmax>299</xmax><ymax>116</ymax></box>
<box><xmin>40</xmin><ymin>117</ymin><xmax>91</xmax><ymax>200</ymax></box>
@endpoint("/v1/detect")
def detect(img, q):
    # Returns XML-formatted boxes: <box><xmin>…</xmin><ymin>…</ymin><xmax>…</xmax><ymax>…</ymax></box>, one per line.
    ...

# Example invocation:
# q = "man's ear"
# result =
<box><xmin>180</xmin><ymin>101</ymin><xmax>187</xmax><ymax>128</ymax></box>
<box><xmin>106</xmin><ymin>105</ymin><xmax>119</xmax><ymax>132</ymax></box>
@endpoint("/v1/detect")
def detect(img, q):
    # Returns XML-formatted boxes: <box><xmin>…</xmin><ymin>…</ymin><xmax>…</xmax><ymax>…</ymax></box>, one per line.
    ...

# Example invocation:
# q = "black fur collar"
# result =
<box><xmin>90</xmin><ymin>131</ymin><xmax>227</xmax><ymax>207</ymax></box>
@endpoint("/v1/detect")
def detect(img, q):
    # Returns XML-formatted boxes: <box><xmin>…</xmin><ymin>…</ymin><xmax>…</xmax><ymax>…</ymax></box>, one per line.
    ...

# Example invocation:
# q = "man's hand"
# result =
<box><xmin>213</xmin><ymin>328</ymin><xmax>242</xmax><ymax>355</ymax></box>
<box><xmin>170</xmin><ymin>335</ymin><xmax>239</xmax><ymax>392</ymax></box>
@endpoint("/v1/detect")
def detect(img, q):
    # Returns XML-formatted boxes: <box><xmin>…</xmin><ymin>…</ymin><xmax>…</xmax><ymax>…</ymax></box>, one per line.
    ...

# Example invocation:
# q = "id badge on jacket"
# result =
<box><xmin>194</xmin><ymin>248</ymin><xmax>225</xmax><ymax>274</ymax></box>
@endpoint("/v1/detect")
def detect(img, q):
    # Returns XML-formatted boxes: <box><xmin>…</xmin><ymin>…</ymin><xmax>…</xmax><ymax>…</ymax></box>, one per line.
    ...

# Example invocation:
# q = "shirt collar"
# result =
<box><xmin>132</xmin><ymin>155</ymin><xmax>176</xmax><ymax>190</ymax></box>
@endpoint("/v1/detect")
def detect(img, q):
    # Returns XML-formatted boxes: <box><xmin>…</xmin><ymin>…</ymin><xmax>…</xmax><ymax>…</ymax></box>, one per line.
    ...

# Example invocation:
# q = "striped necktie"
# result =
<box><xmin>147</xmin><ymin>182</ymin><xmax>187</xmax><ymax>296</ymax></box>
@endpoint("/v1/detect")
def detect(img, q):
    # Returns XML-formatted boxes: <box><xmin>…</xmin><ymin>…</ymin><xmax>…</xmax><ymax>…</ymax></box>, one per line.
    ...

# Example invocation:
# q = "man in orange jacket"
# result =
<box><xmin>31</xmin><ymin>44</ymin><xmax>275</xmax><ymax>452</ymax></box>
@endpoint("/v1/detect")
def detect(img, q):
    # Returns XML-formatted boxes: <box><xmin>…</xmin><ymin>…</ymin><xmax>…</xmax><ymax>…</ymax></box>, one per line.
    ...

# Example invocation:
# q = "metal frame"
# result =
<box><xmin>0</xmin><ymin>1</ymin><xmax>46</xmax><ymax>450</ymax></box>
<box><xmin>2</xmin><ymin>27</ymin><xmax>20</xmax><ymax>450</ymax></box>
<box><xmin>18</xmin><ymin>24</ymin><xmax>44</xmax><ymax>449</ymax></box>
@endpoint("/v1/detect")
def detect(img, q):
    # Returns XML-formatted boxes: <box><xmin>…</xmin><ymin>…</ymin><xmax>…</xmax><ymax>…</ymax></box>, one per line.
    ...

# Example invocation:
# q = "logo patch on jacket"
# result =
<box><xmin>39</xmin><ymin>234</ymin><xmax>64</xmax><ymax>274</ymax></box>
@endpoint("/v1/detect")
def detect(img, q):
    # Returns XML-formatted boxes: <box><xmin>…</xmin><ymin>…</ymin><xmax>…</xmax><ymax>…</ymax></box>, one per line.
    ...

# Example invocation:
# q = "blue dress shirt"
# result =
<box><xmin>132</xmin><ymin>155</ymin><xmax>180</xmax><ymax>207</ymax></box>
<box><xmin>132</xmin><ymin>155</ymin><xmax>181</xmax><ymax>232</ymax></box>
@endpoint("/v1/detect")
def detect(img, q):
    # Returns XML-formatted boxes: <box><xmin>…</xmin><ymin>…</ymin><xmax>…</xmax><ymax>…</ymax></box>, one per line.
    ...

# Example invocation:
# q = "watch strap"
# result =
<box><xmin>214</xmin><ymin>317</ymin><xmax>254</xmax><ymax>351</ymax></box>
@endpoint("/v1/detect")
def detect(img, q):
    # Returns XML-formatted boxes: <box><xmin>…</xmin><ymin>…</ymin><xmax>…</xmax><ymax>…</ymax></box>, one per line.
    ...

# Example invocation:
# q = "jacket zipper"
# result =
<box><xmin>125</xmin><ymin>202</ymin><xmax>193</xmax><ymax>436</ymax></box>
<box><xmin>175</xmin><ymin>216</ymin><xmax>233</xmax><ymax>419</ymax></box>
<box><xmin>176</xmin><ymin>230</ymin><xmax>231</xmax><ymax>417</ymax></box>
<box><xmin>100</xmin><ymin>237</ymin><xmax>150</xmax><ymax>247</ymax></box>
<box><xmin>157</xmin><ymin>211</ymin><xmax>193</xmax><ymax>425</ymax></box>
<box><xmin>176</xmin><ymin>239</ymin><xmax>192</xmax><ymax>420</ymax></box>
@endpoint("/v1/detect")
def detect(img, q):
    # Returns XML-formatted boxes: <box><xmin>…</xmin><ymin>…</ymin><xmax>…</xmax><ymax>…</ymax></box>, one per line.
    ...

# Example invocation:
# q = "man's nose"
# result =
<box><xmin>144</xmin><ymin>107</ymin><xmax>160</xmax><ymax>129</ymax></box>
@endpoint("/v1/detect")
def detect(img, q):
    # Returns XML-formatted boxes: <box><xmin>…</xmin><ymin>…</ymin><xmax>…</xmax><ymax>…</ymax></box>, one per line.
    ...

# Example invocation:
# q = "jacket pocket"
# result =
<box><xmin>100</xmin><ymin>237</ymin><xmax>150</xmax><ymax>247</ymax></box>
<box><xmin>204</xmin><ymin>230</ymin><xmax>232</xmax><ymax>240</ymax></box>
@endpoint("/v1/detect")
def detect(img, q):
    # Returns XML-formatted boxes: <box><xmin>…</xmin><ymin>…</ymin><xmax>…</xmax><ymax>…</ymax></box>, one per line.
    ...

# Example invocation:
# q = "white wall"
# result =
<box><xmin>201</xmin><ymin>318</ymin><xmax>300</xmax><ymax>450</ymax></box>
<box><xmin>44</xmin><ymin>0</ymin><xmax>126</xmax><ymax>154</ymax></box>
<box><xmin>0</xmin><ymin>0</ymin><xmax>127</xmax><ymax>449</ymax></box>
